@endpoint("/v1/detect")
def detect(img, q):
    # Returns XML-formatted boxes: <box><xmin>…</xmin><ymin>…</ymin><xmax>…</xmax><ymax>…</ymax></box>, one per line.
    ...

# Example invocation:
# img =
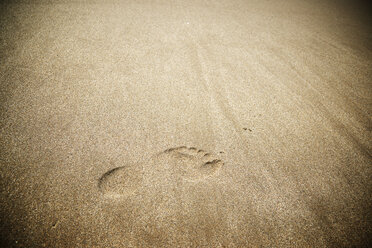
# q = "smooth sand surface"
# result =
<box><xmin>1</xmin><ymin>0</ymin><xmax>371</xmax><ymax>247</ymax></box>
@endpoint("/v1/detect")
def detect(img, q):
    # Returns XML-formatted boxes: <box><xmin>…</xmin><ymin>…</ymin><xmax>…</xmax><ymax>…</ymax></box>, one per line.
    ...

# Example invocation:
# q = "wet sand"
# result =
<box><xmin>0</xmin><ymin>0</ymin><xmax>371</xmax><ymax>247</ymax></box>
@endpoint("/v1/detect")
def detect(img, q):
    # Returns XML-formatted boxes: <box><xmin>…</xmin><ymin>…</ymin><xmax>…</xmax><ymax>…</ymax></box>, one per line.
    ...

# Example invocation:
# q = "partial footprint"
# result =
<box><xmin>98</xmin><ymin>164</ymin><xmax>142</xmax><ymax>199</ymax></box>
<box><xmin>159</xmin><ymin>146</ymin><xmax>224</xmax><ymax>181</ymax></box>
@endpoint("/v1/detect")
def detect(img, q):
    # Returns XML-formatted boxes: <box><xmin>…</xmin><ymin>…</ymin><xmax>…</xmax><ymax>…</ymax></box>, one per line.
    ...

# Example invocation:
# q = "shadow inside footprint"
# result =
<box><xmin>98</xmin><ymin>164</ymin><xmax>142</xmax><ymax>199</ymax></box>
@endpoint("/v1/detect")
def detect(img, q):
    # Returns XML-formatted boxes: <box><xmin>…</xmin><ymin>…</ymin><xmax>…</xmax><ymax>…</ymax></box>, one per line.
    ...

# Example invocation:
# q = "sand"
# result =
<box><xmin>0</xmin><ymin>0</ymin><xmax>371</xmax><ymax>247</ymax></box>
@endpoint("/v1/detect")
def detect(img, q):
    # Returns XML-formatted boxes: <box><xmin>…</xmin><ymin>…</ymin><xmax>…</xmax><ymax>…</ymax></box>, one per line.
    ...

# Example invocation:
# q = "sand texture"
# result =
<box><xmin>0</xmin><ymin>0</ymin><xmax>371</xmax><ymax>247</ymax></box>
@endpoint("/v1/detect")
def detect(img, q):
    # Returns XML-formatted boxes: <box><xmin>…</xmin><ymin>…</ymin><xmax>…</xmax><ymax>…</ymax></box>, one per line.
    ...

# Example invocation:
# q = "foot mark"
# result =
<box><xmin>98</xmin><ymin>164</ymin><xmax>142</xmax><ymax>199</ymax></box>
<box><xmin>158</xmin><ymin>146</ymin><xmax>224</xmax><ymax>181</ymax></box>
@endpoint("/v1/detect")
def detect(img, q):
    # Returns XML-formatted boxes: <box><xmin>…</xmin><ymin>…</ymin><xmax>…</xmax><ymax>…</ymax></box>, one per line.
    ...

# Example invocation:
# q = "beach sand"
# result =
<box><xmin>0</xmin><ymin>0</ymin><xmax>371</xmax><ymax>247</ymax></box>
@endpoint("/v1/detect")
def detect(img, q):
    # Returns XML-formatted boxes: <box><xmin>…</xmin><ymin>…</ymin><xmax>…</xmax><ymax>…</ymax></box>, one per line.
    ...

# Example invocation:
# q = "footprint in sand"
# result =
<box><xmin>98</xmin><ymin>164</ymin><xmax>143</xmax><ymax>199</ymax></box>
<box><xmin>157</xmin><ymin>146</ymin><xmax>224</xmax><ymax>181</ymax></box>
<box><xmin>98</xmin><ymin>147</ymin><xmax>224</xmax><ymax>198</ymax></box>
